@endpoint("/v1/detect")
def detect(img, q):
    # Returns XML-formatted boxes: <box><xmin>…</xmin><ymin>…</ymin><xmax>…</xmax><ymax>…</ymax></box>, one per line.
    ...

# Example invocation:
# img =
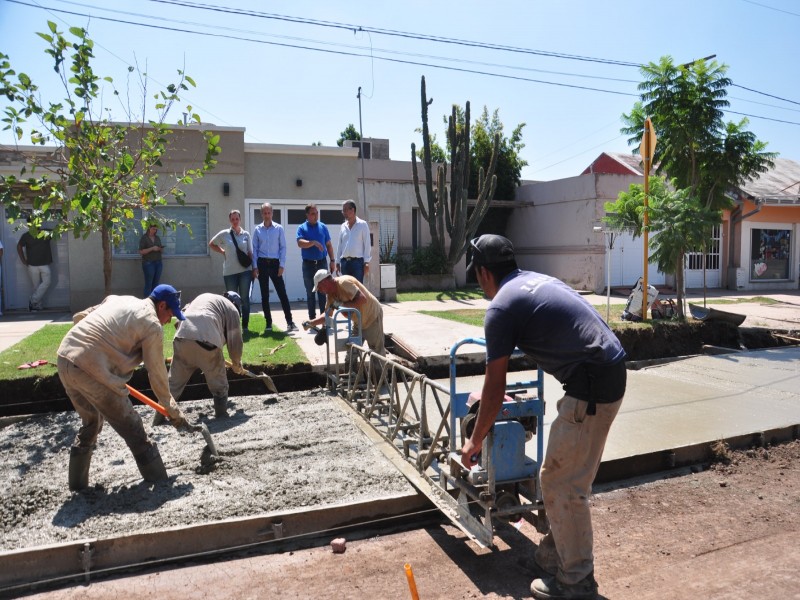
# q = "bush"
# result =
<box><xmin>396</xmin><ymin>245</ymin><xmax>449</xmax><ymax>275</ymax></box>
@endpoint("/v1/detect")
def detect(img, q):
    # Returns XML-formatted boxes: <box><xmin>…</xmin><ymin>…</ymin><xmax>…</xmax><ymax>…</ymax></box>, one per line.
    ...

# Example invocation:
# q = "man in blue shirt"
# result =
<box><xmin>252</xmin><ymin>203</ymin><xmax>297</xmax><ymax>333</ymax></box>
<box><xmin>296</xmin><ymin>204</ymin><xmax>335</xmax><ymax>320</ymax></box>
<box><xmin>460</xmin><ymin>235</ymin><xmax>626</xmax><ymax>600</ymax></box>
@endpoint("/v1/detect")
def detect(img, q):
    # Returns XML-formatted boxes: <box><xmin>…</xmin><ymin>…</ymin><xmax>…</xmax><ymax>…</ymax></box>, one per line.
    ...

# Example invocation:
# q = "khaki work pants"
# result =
<box><xmin>535</xmin><ymin>393</ymin><xmax>622</xmax><ymax>584</ymax></box>
<box><xmin>57</xmin><ymin>356</ymin><xmax>152</xmax><ymax>458</ymax></box>
<box><xmin>169</xmin><ymin>338</ymin><xmax>228</xmax><ymax>400</ymax></box>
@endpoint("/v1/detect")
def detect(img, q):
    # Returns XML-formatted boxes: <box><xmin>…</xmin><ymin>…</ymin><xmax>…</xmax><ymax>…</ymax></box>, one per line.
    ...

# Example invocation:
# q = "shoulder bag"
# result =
<box><xmin>230</xmin><ymin>229</ymin><xmax>252</xmax><ymax>268</ymax></box>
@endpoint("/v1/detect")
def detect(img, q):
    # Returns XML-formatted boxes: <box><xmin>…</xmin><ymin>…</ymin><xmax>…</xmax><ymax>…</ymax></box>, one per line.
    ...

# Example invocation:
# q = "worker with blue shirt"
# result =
<box><xmin>459</xmin><ymin>234</ymin><xmax>626</xmax><ymax>600</ymax></box>
<box><xmin>296</xmin><ymin>203</ymin><xmax>335</xmax><ymax>321</ymax></box>
<box><xmin>252</xmin><ymin>202</ymin><xmax>298</xmax><ymax>334</ymax></box>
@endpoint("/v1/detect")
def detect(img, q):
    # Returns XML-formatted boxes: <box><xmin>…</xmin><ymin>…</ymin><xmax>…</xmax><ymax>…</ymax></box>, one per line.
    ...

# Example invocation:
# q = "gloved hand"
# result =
<box><xmin>160</xmin><ymin>396</ymin><xmax>187</xmax><ymax>429</ymax></box>
<box><xmin>302</xmin><ymin>320</ymin><xmax>312</xmax><ymax>331</ymax></box>
<box><xmin>231</xmin><ymin>362</ymin><xmax>247</xmax><ymax>376</ymax></box>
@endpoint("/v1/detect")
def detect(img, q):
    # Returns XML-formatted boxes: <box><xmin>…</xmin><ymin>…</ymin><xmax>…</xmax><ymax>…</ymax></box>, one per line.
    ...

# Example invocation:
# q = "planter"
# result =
<box><xmin>397</xmin><ymin>273</ymin><xmax>456</xmax><ymax>291</ymax></box>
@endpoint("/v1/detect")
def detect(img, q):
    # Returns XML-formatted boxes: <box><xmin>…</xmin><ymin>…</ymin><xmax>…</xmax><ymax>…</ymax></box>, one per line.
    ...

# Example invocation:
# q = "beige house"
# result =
<box><xmin>1</xmin><ymin>126</ymin><xmax>366</xmax><ymax>312</ymax></box>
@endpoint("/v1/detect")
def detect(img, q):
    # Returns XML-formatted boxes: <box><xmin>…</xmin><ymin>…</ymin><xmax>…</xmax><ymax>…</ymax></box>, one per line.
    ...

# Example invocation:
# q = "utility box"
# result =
<box><xmin>380</xmin><ymin>264</ymin><xmax>397</xmax><ymax>302</ymax></box>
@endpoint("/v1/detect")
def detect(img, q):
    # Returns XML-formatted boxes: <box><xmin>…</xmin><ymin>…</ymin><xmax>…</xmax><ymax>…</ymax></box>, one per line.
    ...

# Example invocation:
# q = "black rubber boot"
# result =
<box><xmin>68</xmin><ymin>446</ymin><xmax>93</xmax><ymax>491</ymax></box>
<box><xmin>213</xmin><ymin>396</ymin><xmax>229</xmax><ymax>418</ymax></box>
<box><xmin>152</xmin><ymin>411</ymin><xmax>167</xmax><ymax>426</ymax></box>
<box><xmin>135</xmin><ymin>443</ymin><xmax>168</xmax><ymax>483</ymax></box>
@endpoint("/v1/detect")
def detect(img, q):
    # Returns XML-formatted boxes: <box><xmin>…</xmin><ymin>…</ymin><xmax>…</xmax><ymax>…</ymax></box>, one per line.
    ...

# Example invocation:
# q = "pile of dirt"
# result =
<box><xmin>0</xmin><ymin>389</ymin><xmax>412</xmax><ymax>551</ymax></box>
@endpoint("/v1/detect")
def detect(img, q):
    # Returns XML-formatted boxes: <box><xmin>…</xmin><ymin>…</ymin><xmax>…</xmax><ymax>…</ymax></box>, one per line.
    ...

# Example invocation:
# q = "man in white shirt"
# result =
<box><xmin>336</xmin><ymin>200</ymin><xmax>371</xmax><ymax>283</ymax></box>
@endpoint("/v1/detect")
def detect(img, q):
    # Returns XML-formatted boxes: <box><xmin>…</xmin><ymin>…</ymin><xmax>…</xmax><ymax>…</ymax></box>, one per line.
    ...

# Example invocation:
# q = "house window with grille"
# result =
<box><xmin>372</xmin><ymin>207</ymin><xmax>398</xmax><ymax>260</ymax></box>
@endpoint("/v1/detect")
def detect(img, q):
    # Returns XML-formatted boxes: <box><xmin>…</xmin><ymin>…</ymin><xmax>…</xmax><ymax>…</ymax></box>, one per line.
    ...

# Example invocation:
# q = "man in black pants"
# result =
<box><xmin>252</xmin><ymin>203</ymin><xmax>297</xmax><ymax>333</ymax></box>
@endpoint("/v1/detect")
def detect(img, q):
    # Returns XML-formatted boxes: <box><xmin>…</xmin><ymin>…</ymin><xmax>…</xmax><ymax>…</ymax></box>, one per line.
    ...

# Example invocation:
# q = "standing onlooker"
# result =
<box><xmin>459</xmin><ymin>235</ymin><xmax>626</xmax><ymax>600</ymax></box>
<box><xmin>139</xmin><ymin>223</ymin><xmax>164</xmax><ymax>298</ymax></box>
<box><xmin>209</xmin><ymin>210</ymin><xmax>254</xmax><ymax>330</ymax></box>
<box><xmin>296</xmin><ymin>204</ymin><xmax>335</xmax><ymax>321</ymax></box>
<box><xmin>252</xmin><ymin>203</ymin><xmax>297</xmax><ymax>333</ymax></box>
<box><xmin>336</xmin><ymin>200</ymin><xmax>371</xmax><ymax>283</ymax></box>
<box><xmin>17</xmin><ymin>224</ymin><xmax>53</xmax><ymax>312</ymax></box>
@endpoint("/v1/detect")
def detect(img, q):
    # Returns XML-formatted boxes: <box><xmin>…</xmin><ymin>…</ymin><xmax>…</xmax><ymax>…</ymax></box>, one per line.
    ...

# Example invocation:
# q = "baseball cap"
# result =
<box><xmin>312</xmin><ymin>269</ymin><xmax>332</xmax><ymax>292</ymax></box>
<box><xmin>223</xmin><ymin>291</ymin><xmax>242</xmax><ymax>316</ymax></box>
<box><xmin>466</xmin><ymin>234</ymin><xmax>516</xmax><ymax>276</ymax></box>
<box><xmin>149</xmin><ymin>284</ymin><xmax>185</xmax><ymax>320</ymax></box>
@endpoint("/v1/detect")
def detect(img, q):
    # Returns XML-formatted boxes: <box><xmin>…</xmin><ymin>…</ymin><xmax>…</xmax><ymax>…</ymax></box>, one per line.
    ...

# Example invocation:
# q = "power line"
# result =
<box><xmin>4</xmin><ymin>0</ymin><xmax>639</xmax><ymax>97</ymax></box>
<box><xmin>145</xmin><ymin>0</ymin><xmax>643</xmax><ymax>68</ymax></box>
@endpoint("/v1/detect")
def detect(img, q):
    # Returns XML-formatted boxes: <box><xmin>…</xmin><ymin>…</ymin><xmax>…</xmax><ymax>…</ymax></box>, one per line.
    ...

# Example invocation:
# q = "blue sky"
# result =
<box><xmin>1</xmin><ymin>0</ymin><xmax>798</xmax><ymax>182</ymax></box>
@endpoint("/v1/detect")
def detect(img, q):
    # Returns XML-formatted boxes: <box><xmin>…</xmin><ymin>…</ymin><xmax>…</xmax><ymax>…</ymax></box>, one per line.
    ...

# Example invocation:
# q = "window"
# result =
<box><xmin>372</xmin><ymin>207</ymin><xmax>398</xmax><ymax>260</ymax></box>
<box><xmin>412</xmin><ymin>208</ymin><xmax>419</xmax><ymax>250</ymax></box>
<box><xmin>750</xmin><ymin>228</ymin><xmax>791</xmax><ymax>280</ymax></box>
<box><xmin>114</xmin><ymin>205</ymin><xmax>209</xmax><ymax>256</ymax></box>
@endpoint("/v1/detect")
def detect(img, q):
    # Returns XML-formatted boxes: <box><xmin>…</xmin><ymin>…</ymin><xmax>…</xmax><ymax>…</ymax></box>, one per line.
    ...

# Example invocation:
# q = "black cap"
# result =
<box><xmin>466</xmin><ymin>235</ymin><xmax>516</xmax><ymax>275</ymax></box>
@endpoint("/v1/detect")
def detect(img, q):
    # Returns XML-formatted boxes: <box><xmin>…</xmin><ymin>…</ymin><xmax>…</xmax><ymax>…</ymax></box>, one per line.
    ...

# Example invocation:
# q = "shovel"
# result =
<box><xmin>126</xmin><ymin>384</ymin><xmax>219</xmax><ymax>457</ymax></box>
<box><xmin>225</xmin><ymin>360</ymin><xmax>278</xmax><ymax>394</ymax></box>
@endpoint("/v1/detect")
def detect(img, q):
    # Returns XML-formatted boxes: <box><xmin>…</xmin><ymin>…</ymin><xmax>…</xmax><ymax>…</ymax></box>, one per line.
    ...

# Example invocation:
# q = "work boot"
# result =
<box><xmin>135</xmin><ymin>443</ymin><xmax>168</xmax><ymax>483</ymax></box>
<box><xmin>530</xmin><ymin>572</ymin><xmax>598</xmax><ymax>600</ymax></box>
<box><xmin>152</xmin><ymin>411</ymin><xmax>167</xmax><ymax>426</ymax></box>
<box><xmin>68</xmin><ymin>446</ymin><xmax>93</xmax><ymax>491</ymax></box>
<box><xmin>213</xmin><ymin>395</ymin><xmax>228</xmax><ymax>418</ymax></box>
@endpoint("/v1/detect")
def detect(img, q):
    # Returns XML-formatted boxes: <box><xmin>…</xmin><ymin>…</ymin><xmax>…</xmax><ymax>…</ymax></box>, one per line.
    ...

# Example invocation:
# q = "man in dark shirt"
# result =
<box><xmin>459</xmin><ymin>235</ymin><xmax>626</xmax><ymax>600</ymax></box>
<box><xmin>17</xmin><ymin>227</ymin><xmax>54</xmax><ymax>311</ymax></box>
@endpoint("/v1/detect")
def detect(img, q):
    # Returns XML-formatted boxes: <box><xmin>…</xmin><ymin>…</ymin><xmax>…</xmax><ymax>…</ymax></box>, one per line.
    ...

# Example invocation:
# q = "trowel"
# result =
<box><xmin>126</xmin><ymin>384</ymin><xmax>219</xmax><ymax>457</ymax></box>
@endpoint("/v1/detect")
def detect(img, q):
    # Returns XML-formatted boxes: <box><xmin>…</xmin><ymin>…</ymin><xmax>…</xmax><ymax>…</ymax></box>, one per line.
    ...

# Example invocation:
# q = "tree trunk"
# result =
<box><xmin>101</xmin><ymin>207</ymin><xmax>113</xmax><ymax>296</ymax></box>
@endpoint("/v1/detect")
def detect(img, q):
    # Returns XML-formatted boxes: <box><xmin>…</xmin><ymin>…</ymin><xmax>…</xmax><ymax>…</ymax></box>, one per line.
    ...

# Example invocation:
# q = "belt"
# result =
<box><xmin>341</xmin><ymin>257</ymin><xmax>364</xmax><ymax>262</ymax></box>
<box><xmin>195</xmin><ymin>340</ymin><xmax>217</xmax><ymax>351</ymax></box>
<box><xmin>303</xmin><ymin>258</ymin><xmax>326</xmax><ymax>263</ymax></box>
<box><xmin>258</xmin><ymin>257</ymin><xmax>279</xmax><ymax>263</ymax></box>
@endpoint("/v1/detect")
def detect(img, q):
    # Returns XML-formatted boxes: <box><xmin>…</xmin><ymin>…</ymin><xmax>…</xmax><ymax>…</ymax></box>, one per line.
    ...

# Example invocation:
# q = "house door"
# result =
<box><xmin>609</xmin><ymin>231</ymin><xmax>665</xmax><ymax>287</ymax></box>
<box><xmin>685</xmin><ymin>224</ymin><xmax>722</xmax><ymax>288</ymax></box>
<box><xmin>1</xmin><ymin>212</ymin><xmax>70</xmax><ymax>312</ymax></box>
<box><xmin>245</xmin><ymin>201</ymin><xmax>342</xmax><ymax>304</ymax></box>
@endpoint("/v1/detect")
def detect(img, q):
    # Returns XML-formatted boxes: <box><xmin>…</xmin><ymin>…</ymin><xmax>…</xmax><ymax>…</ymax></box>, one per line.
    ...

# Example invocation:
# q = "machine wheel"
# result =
<box><xmin>495</xmin><ymin>485</ymin><xmax>522</xmax><ymax>523</ymax></box>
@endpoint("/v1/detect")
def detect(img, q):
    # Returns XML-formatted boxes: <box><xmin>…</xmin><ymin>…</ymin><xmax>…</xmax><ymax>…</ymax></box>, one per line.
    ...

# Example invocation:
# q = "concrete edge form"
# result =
<box><xmin>0</xmin><ymin>492</ymin><xmax>431</xmax><ymax>593</ymax></box>
<box><xmin>596</xmin><ymin>424</ymin><xmax>800</xmax><ymax>484</ymax></box>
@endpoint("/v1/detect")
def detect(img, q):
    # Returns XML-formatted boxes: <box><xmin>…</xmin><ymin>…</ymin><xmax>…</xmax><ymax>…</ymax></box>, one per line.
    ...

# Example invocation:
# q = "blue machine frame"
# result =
<box><xmin>445</xmin><ymin>337</ymin><xmax>548</xmax><ymax>544</ymax></box>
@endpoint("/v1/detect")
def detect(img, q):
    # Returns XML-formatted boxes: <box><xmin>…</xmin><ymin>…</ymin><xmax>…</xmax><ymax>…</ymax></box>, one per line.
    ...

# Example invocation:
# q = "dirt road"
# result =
<box><xmin>16</xmin><ymin>440</ymin><xmax>799</xmax><ymax>600</ymax></box>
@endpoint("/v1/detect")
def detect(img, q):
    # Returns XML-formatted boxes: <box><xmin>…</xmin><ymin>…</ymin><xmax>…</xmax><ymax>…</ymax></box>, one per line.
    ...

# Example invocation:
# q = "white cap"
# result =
<box><xmin>312</xmin><ymin>269</ymin><xmax>331</xmax><ymax>292</ymax></box>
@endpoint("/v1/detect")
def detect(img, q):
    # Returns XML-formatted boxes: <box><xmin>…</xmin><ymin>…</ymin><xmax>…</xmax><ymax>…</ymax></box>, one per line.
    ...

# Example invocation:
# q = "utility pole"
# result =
<box><xmin>640</xmin><ymin>117</ymin><xmax>656</xmax><ymax>319</ymax></box>
<box><xmin>357</xmin><ymin>87</ymin><xmax>368</xmax><ymax>221</ymax></box>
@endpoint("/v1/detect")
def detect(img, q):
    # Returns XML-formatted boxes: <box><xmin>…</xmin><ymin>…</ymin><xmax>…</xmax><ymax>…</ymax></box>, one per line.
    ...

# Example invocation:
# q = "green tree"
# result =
<box><xmin>411</xmin><ymin>76</ymin><xmax>498</xmax><ymax>271</ymax></box>
<box><xmin>0</xmin><ymin>22</ymin><xmax>220</xmax><ymax>294</ymax></box>
<box><xmin>470</xmin><ymin>107</ymin><xmax>526</xmax><ymax>200</ymax></box>
<box><xmin>621</xmin><ymin>56</ymin><xmax>775</xmax><ymax>210</ymax></box>
<box><xmin>336</xmin><ymin>124</ymin><xmax>360</xmax><ymax>147</ymax></box>
<box><xmin>416</xmin><ymin>106</ymin><xmax>526</xmax><ymax>200</ymax></box>
<box><xmin>604</xmin><ymin>177</ymin><xmax>720</xmax><ymax>317</ymax></box>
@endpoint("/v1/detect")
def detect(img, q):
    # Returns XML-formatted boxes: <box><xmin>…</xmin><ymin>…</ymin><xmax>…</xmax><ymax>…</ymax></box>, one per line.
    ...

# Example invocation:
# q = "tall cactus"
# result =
<box><xmin>411</xmin><ymin>76</ymin><xmax>499</xmax><ymax>271</ymax></box>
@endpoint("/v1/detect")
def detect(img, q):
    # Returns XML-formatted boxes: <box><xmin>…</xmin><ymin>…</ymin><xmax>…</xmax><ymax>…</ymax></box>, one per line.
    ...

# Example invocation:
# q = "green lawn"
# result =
<box><xmin>0</xmin><ymin>314</ymin><xmax>307</xmax><ymax>381</ymax></box>
<box><xmin>397</xmin><ymin>288</ymin><xmax>484</xmax><ymax>302</ymax></box>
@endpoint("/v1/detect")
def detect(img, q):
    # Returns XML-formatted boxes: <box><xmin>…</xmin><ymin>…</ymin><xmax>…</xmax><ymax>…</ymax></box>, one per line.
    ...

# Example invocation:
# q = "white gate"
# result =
<box><xmin>609</xmin><ymin>231</ymin><xmax>665</xmax><ymax>287</ymax></box>
<box><xmin>685</xmin><ymin>224</ymin><xmax>722</xmax><ymax>289</ymax></box>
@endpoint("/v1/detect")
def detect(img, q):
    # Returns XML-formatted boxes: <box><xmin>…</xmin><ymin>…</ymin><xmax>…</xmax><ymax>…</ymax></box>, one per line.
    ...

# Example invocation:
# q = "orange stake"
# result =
<box><xmin>404</xmin><ymin>563</ymin><xmax>420</xmax><ymax>600</ymax></box>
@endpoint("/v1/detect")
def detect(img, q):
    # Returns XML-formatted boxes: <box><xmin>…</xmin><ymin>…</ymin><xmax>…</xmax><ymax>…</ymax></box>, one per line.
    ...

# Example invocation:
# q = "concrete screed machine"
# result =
<box><xmin>323</xmin><ymin>313</ymin><xmax>547</xmax><ymax>548</ymax></box>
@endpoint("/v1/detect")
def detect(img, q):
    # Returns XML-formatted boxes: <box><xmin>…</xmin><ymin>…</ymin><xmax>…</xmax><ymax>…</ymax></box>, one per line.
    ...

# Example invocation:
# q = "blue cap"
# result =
<box><xmin>149</xmin><ymin>284</ymin><xmax>185</xmax><ymax>320</ymax></box>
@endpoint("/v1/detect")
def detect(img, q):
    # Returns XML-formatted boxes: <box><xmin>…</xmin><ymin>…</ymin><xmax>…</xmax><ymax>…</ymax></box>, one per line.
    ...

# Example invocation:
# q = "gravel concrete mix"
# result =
<box><xmin>0</xmin><ymin>388</ymin><xmax>412</xmax><ymax>551</ymax></box>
